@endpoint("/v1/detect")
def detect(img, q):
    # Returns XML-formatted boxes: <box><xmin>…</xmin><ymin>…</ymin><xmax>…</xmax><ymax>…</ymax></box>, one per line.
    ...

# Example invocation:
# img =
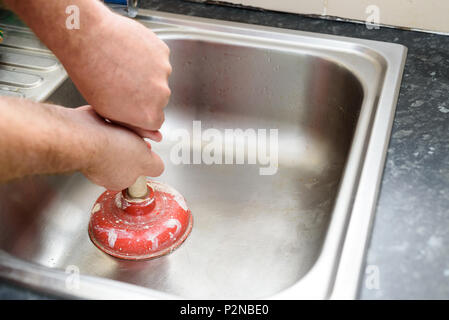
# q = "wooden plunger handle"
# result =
<box><xmin>127</xmin><ymin>176</ymin><xmax>148</xmax><ymax>198</ymax></box>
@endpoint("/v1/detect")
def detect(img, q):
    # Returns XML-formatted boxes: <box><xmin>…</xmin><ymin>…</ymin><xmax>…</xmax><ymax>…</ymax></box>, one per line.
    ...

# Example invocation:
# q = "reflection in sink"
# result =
<box><xmin>0</xmin><ymin>9</ymin><xmax>406</xmax><ymax>299</ymax></box>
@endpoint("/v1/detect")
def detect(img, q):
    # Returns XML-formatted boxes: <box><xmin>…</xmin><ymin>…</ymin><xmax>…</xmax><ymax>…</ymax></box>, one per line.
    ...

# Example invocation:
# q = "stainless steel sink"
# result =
<box><xmin>0</xmin><ymin>8</ymin><xmax>406</xmax><ymax>299</ymax></box>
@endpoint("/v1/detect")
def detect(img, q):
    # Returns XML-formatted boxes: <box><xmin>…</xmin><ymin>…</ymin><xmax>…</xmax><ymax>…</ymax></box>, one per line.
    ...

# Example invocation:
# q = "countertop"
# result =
<box><xmin>1</xmin><ymin>0</ymin><xmax>448</xmax><ymax>299</ymax></box>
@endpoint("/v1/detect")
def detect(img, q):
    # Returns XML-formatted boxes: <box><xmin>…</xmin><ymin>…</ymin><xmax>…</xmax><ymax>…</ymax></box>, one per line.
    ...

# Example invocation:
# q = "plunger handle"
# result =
<box><xmin>127</xmin><ymin>176</ymin><xmax>148</xmax><ymax>199</ymax></box>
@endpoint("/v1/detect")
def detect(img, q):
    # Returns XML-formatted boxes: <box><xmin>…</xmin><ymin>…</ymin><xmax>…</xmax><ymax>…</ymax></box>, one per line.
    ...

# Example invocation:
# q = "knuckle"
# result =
<box><xmin>147</xmin><ymin>156</ymin><xmax>164</xmax><ymax>177</ymax></box>
<box><xmin>155</xmin><ymin>160</ymin><xmax>165</xmax><ymax>176</ymax></box>
<box><xmin>148</xmin><ymin>110</ymin><xmax>164</xmax><ymax>129</ymax></box>
<box><xmin>155</xmin><ymin>112</ymin><xmax>165</xmax><ymax>128</ymax></box>
<box><xmin>157</xmin><ymin>82</ymin><xmax>171</xmax><ymax>101</ymax></box>
<box><xmin>154</xmin><ymin>80</ymin><xmax>170</xmax><ymax>96</ymax></box>
<box><xmin>164</xmin><ymin>85</ymin><xmax>171</xmax><ymax>98</ymax></box>
<box><xmin>164</xmin><ymin>43</ymin><xmax>170</xmax><ymax>55</ymax></box>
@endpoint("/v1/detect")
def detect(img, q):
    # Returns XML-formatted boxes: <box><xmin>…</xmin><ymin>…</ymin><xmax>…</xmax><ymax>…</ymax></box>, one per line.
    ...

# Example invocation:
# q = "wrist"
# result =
<box><xmin>55</xmin><ymin>107</ymin><xmax>104</xmax><ymax>175</ymax></box>
<box><xmin>65</xmin><ymin>107</ymin><xmax>110</xmax><ymax>178</ymax></box>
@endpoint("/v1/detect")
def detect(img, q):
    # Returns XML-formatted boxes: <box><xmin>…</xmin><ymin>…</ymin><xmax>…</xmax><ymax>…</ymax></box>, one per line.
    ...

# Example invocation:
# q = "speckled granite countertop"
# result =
<box><xmin>1</xmin><ymin>0</ymin><xmax>448</xmax><ymax>299</ymax></box>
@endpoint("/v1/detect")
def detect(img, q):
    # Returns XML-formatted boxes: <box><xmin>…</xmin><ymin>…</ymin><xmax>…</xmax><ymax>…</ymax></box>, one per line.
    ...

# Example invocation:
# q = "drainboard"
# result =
<box><xmin>0</xmin><ymin>8</ymin><xmax>406</xmax><ymax>299</ymax></box>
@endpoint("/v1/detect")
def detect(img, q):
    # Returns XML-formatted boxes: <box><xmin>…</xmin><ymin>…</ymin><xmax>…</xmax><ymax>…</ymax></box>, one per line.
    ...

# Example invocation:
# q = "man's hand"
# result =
<box><xmin>0</xmin><ymin>98</ymin><xmax>164</xmax><ymax>190</ymax></box>
<box><xmin>71</xmin><ymin>106</ymin><xmax>164</xmax><ymax>190</ymax></box>
<box><xmin>5</xmin><ymin>0</ymin><xmax>171</xmax><ymax>141</ymax></box>
<box><xmin>66</xmin><ymin>13</ymin><xmax>172</xmax><ymax>141</ymax></box>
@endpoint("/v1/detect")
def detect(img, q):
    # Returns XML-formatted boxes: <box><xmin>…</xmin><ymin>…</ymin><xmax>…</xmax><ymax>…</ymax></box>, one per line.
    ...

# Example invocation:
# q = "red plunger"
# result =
<box><xmin>88</xmin><ymin>176</ymin><xmax>193</xmax><ymax>260</ymax></box>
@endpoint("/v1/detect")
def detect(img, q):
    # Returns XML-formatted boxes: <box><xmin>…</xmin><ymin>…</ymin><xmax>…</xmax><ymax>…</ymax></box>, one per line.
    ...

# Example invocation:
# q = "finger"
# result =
<box><xmin>76</xmin><ymin>105</ymin><xmax>116</xmax><ymax>126</ymax></box>
<box><xmin>144</xmin><ymin>139</ymin><xmax>152</xmax><ymax>150</ymax></box>
<box><xmin>132</xmin><ymin>127</ymin><xmax>163</xmax><ymax>142</ymax></box>
<box><xmin>144</xmin><ymin>150</ymin><xmax>165</xmax><ymax>177</ymax></box>
<box><xmin>111</xmin><ymin>120</ymin><xmax>163</xmax><ymax>142</ymax></box>
<box><xmin>76</xmin><ymin>105</ymin><xmax>92</xmax><ymax>111</ymax></box>
<box><xmin>162</xmin><ymin>87</ymin><xmax>171</xmax><ymax>109</ymax></box>
<box><xmin>166</xmin><ymin>63</ymin><xmax>173</xmax><ymax>79</ymax></box>
<box><xmin>76</xmin><ymin>105</ymin><xmax>100</xmax><ymax>117</ymax></box>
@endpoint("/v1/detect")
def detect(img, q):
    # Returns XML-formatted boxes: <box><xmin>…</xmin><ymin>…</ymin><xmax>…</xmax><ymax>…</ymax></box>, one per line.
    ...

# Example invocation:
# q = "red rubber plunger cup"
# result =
<box><xmin>88</xmin><ymin>176</ymin><xmax>193</xmax><ymax>260</ymax></box>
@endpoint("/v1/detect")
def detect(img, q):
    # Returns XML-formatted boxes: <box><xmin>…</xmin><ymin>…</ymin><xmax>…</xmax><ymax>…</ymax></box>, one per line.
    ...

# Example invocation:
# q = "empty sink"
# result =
<box><xmin>0</xmin><ymin>8</ymin><xmax>406</xmax><ymax>299</ymax></box>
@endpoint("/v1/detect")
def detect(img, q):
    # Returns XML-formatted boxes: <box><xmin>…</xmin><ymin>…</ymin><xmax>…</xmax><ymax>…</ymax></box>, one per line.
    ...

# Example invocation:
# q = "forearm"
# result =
<box><xmin>0</xmin><ymin>97</ymin><xmax>98</xmax><ymax>182</ymax></box>
<box><xmin>3</xmin><ymin>0</ymin><xmax>112</xmax><ymax>66</ymax></box>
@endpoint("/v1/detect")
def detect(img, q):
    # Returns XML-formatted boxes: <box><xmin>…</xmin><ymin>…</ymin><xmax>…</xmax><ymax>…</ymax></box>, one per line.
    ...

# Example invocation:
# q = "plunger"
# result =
<box><xmin>88</xmin><ymin>176</ymin><xmax>193</xmax><ymax>260</ymax></box>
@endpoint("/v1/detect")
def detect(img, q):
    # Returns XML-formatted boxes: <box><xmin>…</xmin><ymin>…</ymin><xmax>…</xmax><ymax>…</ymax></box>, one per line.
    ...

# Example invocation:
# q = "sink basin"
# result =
<box><xmin>0</xmin><ymin>8</ymin><xmax>406</xmax><ymax>299</ymax></box>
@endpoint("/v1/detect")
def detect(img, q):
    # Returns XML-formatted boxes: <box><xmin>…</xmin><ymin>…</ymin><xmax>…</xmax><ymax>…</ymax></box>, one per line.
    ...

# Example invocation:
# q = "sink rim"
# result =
<box><xmin>0</xmin><ymin>8</ymin><xmax>407</xmax><ymax>299</ymax></box>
